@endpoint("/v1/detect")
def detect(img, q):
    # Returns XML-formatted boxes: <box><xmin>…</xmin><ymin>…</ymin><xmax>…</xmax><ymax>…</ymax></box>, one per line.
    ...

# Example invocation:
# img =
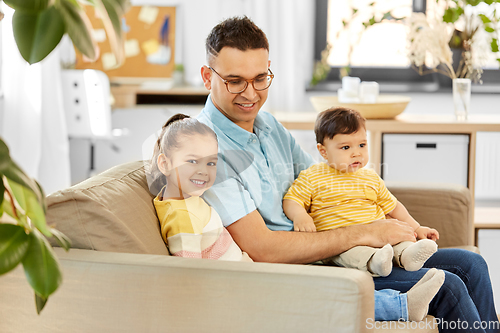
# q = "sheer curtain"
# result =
<box><xmin>180</xmin><ymin>0</ymin><xmax>315</xmax><ymax>113</ymax></box>
<box><xmin>1</xmin><ymin>5</ymin><xmax>70</xmax><ymax>195</ymax></box>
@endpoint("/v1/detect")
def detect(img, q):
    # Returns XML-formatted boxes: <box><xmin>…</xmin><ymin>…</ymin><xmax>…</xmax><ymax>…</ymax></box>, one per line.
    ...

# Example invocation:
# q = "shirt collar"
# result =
<box><xmin>203</xmin><ymin>95</ymin><xmax>273</xmax><ymax>148</ymax></box>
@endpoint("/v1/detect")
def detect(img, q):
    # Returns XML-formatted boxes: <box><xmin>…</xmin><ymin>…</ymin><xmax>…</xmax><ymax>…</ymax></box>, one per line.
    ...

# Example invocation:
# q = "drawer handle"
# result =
<box><xmin>416</xmin><ymin>143</ymin><xmax>437</xmax><ymax>149</ymax></box>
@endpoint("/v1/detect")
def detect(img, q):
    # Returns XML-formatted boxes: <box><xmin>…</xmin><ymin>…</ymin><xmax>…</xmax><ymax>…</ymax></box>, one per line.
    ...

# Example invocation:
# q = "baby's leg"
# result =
<box><xmin>393</xmin><ymin>240</ymin><xmax>438</xmax><ymax>271</ymax></box>
<box><xmin>407</xmin><ymin>268</ymin><xmax>445</xmax><ymax>321</ymax></box>
<box><xmin>327</xmin><ymin>245</ymin><xmax>393</xmax><ymax>277</ymax></box>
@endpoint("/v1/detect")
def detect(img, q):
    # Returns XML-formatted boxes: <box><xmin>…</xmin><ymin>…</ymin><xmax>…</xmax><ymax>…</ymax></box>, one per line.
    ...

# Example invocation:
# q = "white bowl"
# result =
<box><xmin>310</xmin><ymin>94</ymin><xmax>411</xmax><ymax>119</ymax></box>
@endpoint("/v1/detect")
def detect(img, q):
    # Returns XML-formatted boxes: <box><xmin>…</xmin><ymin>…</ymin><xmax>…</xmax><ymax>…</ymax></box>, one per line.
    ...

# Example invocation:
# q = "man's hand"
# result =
<box><xmin>294</xmin><ymin>215</ymin><xmax>316</xmax><ymax>232</ymax></box>
<box><xmin>358</xmin><ymin>219</ymin><xmax>417</xmax><ymax>248</ymax></box>
<box><xmin>415</xmin><ymin>226</ymin><xmax>439</xmax><ymax>241</ymax></box>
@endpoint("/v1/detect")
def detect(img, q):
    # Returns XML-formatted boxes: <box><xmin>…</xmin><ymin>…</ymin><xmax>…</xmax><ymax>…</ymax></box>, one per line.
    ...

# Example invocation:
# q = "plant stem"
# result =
<box><xmin>4</xmin><ymin>187</ymin><xmax>19</xmax><ymax>220</ymax></box>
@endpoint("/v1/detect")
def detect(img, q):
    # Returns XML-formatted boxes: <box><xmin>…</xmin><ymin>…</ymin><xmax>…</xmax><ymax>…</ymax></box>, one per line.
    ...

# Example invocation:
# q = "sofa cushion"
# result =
<box><xmin>47</xmin><ymin>161</ymin><xmax>169</xmax><ymax>255</ymax></box>
<box><xmin>386</xmin><ymin>182</ymin><xmax>472</xmax><ymax>248</ymax></box>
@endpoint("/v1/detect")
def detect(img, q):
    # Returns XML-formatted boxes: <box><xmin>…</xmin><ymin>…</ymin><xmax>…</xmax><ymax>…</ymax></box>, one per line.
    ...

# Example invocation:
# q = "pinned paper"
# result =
<box><xmin>92</xmin><ymin>29</ymin><xmax>107</xmax><ymax>43</ymax></box>
<box><xmin>125</xmin><ymin>39</ymin><xmax>140</xmax><ymax>58</ymax></box>
<box><xmin>122</xmin><ymin>17</ymin><xmax>131</xmax><ymax>33</ymax></box>
<box><xmin>147</xmin><ymin>45</ymin><xmax>171</xmax><ymax>65</ymax></box>
<box><xmin>102</xmin><ymin>52</ymin><xmax>118</xmax><ymax>70</ymax></box>
<box><xmin>142</xmin><ymin>39</ymin><xmax>159</xmax><ymax>56</ymax></box>
<box><xmin>138</xmin><ymin>6</ymin><xmax>159</xmax><ymax>25</ymax></box>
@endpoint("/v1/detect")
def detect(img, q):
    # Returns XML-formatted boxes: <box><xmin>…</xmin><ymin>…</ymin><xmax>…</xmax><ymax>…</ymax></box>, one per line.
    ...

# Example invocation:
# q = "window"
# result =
<box><xmin>314</xmin><ymin>0</ymin><xmax>500</xmax><ymax>92</ymax></box>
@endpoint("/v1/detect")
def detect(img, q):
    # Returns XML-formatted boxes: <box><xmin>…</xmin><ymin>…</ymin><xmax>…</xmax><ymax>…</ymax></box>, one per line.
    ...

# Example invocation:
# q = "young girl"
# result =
<box><xmin>148</xmin><ymin>113</ymin><xmax>252</xmax><ymax>261</ymax></box>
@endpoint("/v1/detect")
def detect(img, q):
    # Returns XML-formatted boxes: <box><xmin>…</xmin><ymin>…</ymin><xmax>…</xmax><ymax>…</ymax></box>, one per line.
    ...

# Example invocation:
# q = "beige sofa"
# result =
<box><xmin>0</xmin><ymin>161</ymin><xmax>476</xmax><ymax>333</ymax></box>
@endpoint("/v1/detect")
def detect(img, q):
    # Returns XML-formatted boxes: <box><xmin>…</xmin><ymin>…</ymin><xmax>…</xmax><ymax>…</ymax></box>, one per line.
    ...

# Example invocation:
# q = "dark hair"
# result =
<box><xmin>146</xmin><ymin>113</ymin><xmax>217</xmax><ymax>195</ymax></box>
<box><xmin>314</xmin><ymin>107</ymin><xmax>366</xmax><ymax>144</ymax></box>
<box><xmin>205</xmin><ymin>16</ymin><xmax>269</xmax><ymax>65</ymax></box>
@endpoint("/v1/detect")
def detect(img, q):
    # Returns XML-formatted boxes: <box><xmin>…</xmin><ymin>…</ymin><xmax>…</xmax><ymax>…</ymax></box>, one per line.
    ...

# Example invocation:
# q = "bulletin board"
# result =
<box><xmin>75</xmin><ymin>5</ymin><xmax>176</xmax><ymax>82</ymax></box>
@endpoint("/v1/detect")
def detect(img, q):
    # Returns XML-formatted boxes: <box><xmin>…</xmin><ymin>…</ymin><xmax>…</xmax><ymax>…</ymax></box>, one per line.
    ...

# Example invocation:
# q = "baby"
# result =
<box><xmin>283</xmin><ymin>107</ymin><xmax>439</xmax><ymax>277</ymax></box>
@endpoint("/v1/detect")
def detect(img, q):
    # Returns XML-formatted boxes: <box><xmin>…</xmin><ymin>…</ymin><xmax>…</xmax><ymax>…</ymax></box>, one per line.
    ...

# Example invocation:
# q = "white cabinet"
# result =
<box><xmin>382</xmin><ymin>134</ymin><xmax>469</xmax><ymax>187</ymax></box>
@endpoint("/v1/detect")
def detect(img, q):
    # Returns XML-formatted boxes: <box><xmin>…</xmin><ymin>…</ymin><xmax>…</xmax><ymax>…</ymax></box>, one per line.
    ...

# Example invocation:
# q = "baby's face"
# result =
<box><xmin>165</xmin><ymin>134</ymin><xmax>218</xmax><ymax>198</ymax></box>
<box><xmin>317</xmin><ymin>128</ymin><xmax>369</xmax><ymax>173</ymax></box>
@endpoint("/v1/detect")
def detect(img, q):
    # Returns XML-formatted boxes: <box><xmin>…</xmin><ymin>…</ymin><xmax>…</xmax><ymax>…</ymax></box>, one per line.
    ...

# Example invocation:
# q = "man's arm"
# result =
<box><xmin>226</xmin><ymin>210</ymin><xmax>417</xmax><ymax>264</ymax></box>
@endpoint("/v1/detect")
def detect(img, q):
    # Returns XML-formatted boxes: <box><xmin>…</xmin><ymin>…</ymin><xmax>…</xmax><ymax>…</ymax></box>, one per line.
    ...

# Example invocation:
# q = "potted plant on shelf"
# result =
<box><xmin>311</xmin><ymin>0</ymin><xmax>499</xmax><ymax>87</ymax></box>
<box><xmin>0</xmin><ymin>0</ymin><xmax>128</xmax><ymax>314</ymax></box>
<box><xmin>407</xmin><ymin>1</ymin><xmax>499</xmax><ymax>120</ymax></box>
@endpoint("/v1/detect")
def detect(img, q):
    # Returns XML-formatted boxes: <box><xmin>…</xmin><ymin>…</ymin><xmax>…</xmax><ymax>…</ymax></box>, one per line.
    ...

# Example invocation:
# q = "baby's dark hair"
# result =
<box><xmin>146</xmin><ymin>113</ymin><xmax>217</xmax><ymax>195</ymax></box>
<box><xmin>206</xmin><ymin>16</ymin><xmax>269</xmax><ymax>65</ymax></box>
<box><xmin>314</xmin><ymin>107</ymin><xmax>366</xmax><ymax>144</ymax></box>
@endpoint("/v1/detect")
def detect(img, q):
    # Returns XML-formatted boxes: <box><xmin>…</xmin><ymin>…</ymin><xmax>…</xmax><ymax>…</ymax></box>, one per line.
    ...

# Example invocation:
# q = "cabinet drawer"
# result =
<box><xmin>382</xmin><ymin>134</ymin><xmax>469</xmax><ymax>187</ymax></box>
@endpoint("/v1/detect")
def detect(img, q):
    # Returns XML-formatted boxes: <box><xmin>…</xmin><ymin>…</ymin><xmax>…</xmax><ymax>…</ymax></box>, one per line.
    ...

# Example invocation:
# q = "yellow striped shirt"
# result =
<box><xmin>284</xmin><ymin>163</ymin><xmax>397</xmax><ymax>231</ymax></box>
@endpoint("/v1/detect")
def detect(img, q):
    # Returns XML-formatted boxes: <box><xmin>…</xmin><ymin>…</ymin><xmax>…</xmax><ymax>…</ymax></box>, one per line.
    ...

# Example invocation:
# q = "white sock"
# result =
<box><xmin>368</xmin><ymin>244</ymin><xmax>394</xmax><ymax>277</ymax></box>
<box><xmin>407</xmin><ymin>268</ymin><xmax>445</xmax><ymax>321</ymax></box>
<box><xmin>400</xmin><ymin>239</ymin><xmax>438</xmax><ymax>271</ymax></box>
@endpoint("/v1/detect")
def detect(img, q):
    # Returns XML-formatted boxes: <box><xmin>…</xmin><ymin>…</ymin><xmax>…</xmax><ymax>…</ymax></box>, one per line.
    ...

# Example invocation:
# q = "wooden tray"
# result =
<box><xmin>310</xmin><ymin>95</ymin><xmax>411</xmax><ymax>119</ymax></box>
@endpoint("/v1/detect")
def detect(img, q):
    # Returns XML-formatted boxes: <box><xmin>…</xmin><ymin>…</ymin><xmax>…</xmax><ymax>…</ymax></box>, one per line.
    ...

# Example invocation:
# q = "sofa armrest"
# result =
<box><xmin>386</xmin><ymin>182</ymin><xmax>473</xmax><ymax>248</ymax></box>
<box><xmin>0</xmin><ymin>248</ymin><xmax>375</xmax><ymax>333</ymax></box>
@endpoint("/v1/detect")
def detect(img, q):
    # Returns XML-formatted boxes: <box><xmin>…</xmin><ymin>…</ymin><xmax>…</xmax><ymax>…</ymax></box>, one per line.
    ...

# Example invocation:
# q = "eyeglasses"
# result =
<box><xmin>208</xmin><ymin>66</ymin><xmax>274</xmax><ymax>94</ymax></box>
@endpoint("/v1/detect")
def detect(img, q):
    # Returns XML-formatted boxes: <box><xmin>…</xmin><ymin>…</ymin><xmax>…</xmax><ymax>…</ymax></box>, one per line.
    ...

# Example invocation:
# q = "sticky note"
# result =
<box><xmin>102</xmin><ymin>52</ymin><xmax>117</xmax><ymax>70</ymax></box>
<box><xmin>92</xmin><ymin>29</ymin><xmax>107</xmax><ymax>43</ymax></box>
<box><xmin>125</xmin><ymin>39</ymin><xmax>140</xmax><ymax>58</ymax></box>
<box><xmin>142</xmin><ymin>39</ymin><xmax>159</xmax><ymax>56</ymax></box>
<box><xmin>138</xmin><ymin>6</ymin><xmax>159</xmax><ymax>25</ymax></box>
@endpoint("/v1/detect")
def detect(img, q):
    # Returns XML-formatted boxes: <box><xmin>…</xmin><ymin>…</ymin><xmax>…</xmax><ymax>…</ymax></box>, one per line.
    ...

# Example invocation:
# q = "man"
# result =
<box><xmin>197</xmin><ymin>16</ymin><xmax>499</xmax><ymax>332</ymax></box>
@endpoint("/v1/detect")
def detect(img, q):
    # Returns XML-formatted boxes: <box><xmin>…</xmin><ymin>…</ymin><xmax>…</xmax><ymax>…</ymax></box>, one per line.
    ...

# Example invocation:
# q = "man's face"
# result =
<box><xmin>317</xmin><ymin>128</ymin><xmax>369</xmax><ymax>173</ymax></box>
<box><xmin>202</xmin><ymin>47</ymin><xmax>271</xmax><ymax>132</ymax></box>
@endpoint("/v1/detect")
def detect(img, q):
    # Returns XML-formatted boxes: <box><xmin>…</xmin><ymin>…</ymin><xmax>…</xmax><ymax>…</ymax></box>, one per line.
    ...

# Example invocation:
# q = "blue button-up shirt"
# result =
<box><xmin>197</xmin><ymin>96</ymin><xmax>316</xmax><ymax>231</ymax></box>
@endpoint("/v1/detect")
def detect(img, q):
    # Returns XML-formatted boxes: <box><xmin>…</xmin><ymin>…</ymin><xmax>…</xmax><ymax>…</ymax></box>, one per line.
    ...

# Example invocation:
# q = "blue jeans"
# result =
<box><xmin>374</xmin><ymin>248</ymin><xmax>499</xmax><ymax>333</ymax></box>
<box><xmin>375</xmin><ymin>289</ymin><xmax>408</xmax><ymax>321</ymax></box>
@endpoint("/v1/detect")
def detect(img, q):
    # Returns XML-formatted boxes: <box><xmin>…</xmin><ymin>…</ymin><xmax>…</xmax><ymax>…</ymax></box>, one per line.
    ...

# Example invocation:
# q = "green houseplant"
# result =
<box><xmin>0</xmin><ymin>0</ymin><xmax>129</xmax><ymax>314</ymax></box>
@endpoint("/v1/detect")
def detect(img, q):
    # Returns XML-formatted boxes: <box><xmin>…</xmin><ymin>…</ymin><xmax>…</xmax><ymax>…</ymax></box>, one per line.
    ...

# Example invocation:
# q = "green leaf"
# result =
<box><xmin>382</xmin><ymin>12</ymin><xmax>392</xmax><ymax>21</ymax></box>
<box><xmin>12</xmin><ymin>6</ymin><xmax>65</xmax><ymax>64</ymax></box>
<box><xmin>3</xmin><ymin>0</ymin><xmax>51</xmax><ymax>13</ymax></box>
<box><xmin>35</xmin><ymin>181</ymin><xmax>47</xmax><ymax>215</ymax></box>
<box><xmin>49</xmin><ymin>228</ymin><xmax>72</xmax><ymax>251</ymax></box>
<box><xmin>492</xmin><ymin>38</ymin><xmax>499</xmax><ymax>53</ymax></box>
<box><xmin>2</xmin><ymin>159</ymin><xmax>42</xmax><ymax>202</ymax></box>
<box><xmin>35</xmin><ymin>293</ymin><xmax>48</xmax><ymax>314</ymax></box>
<box><xmin>0</xmin><ymin>224</ymin><xmax>30</xmax><ymax>275</ymax></box>
<box><xmin>485</xmin><ymin>26</ymin><xmax>495</xmax><ymax>33</ymax></box>
<box><xmin>0</xmin><ymin>139</ymin><xmax>12</xmax><ymax>172</ymax></box>
<box><xmin>7</xmin><ymin>180</ymin><xmax>51</xmax><ymax>237</ymax></box>
<box><xmin>443</xmin><ymin>8</ymin><xmax>461</xmax><ymax>23</ymax></box>
<box><xmin>479</xmin><ymin>14</ymin><xmax>492</xmax><ymax>24</ymax></box>
<box><xmin>56</xmin><ymin>0</ymin><xmax>98</xmax><ymax>61</ymax></box>
<box><xmin>368</xmin><ymin>17</ymin><xmax>376</xmax><ymax>26</ymax></box>
<box><xmin>22</xmin><ymin>229</ymin><xmax>62</xmax><ymax>299</ymax></box>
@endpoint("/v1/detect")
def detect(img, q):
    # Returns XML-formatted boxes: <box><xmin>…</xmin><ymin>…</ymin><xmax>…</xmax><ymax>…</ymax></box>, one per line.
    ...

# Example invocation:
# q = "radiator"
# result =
<box><xmin>475</xmin><ymin>132</ymin><xmax>500</xmax><ymax>200</ymax></box>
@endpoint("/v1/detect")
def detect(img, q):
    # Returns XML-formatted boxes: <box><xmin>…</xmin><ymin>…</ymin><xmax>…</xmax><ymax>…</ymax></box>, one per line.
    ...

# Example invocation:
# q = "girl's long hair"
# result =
<box><xmin>146</xmin><ymin>113</ymin><xmax>217</xmax><ymax>195</ymax></box>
